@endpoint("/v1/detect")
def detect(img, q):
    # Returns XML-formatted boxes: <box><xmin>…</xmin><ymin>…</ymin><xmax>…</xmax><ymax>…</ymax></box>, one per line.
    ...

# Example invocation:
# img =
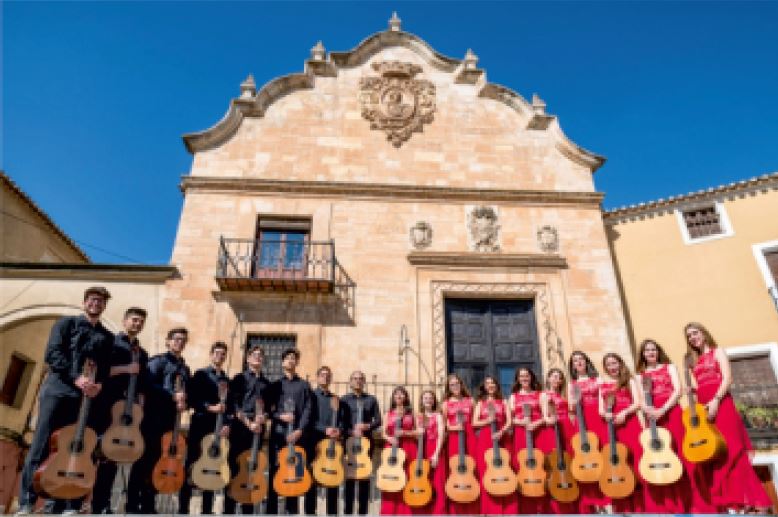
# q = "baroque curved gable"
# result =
<box><xmin>183</xmin><ymin>22</ymin><xmax>604</xmax><ymax>173</ymax></box>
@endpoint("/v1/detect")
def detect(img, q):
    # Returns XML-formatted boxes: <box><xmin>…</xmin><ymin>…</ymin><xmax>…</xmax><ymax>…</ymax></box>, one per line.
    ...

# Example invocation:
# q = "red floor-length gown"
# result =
<box><xmin>600</xmin><ymin>380</ymin><xmax>644</xmax><ymax>513</ymax></box>
<box><xmin>475</xmin><ymin>398</ymin><xmax>518</xmax><ymax>515</ymax></box>
<box><xmin>572</xmin><ymin>376</ymin><xmax>610</xmax><ymax>512</ymax></box>
<box><xmin>693</xmin><ymin>349</ymin><xmax>772</xmax><ymax>511</ymax></box>
<box><xmin>380</xmin><ymin>409</ymin><xmax>418</xmax><ymax>516</ymax></box>
<box><xmin>411</xmin><ymin>413</ymin><xmax>446</xmax><ymax>515</ymax></box>
<box><xmin>512</xmin><ymin>390</ymin><xmax>550</xmax><ymax>513</ymax></box>
<box><xmin>640</xmin><ymin>365</ymin><xmax>702</xmax><ymax>513</ymax></box>
<box><xmin>443</xmin><ymin>397</ymin><xmax>480</xmax><ymax>514</ymax></box>
<box><xmin>537</xmin><ymin>390</ymin><xmax>578</xmax><ymax>514</ymax></box>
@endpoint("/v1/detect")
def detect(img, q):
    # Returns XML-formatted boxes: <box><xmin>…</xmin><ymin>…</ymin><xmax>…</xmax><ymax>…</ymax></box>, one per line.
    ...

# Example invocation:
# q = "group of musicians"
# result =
<box><xmin>15</xmin><ymin>286</ymin><xmax>774</xmax><ymax>515</ymax></box>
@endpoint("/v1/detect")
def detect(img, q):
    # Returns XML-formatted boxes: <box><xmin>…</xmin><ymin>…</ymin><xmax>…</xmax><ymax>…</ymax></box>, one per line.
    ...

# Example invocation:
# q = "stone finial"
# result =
<box><xmin>310</xmin><ymin>41</ymin><xmax>326</xmax><ymax>62</ymax></box>
<box><xmin>240</xmin><ymin>74</ymin><xmax>256</xmax><ymax>98</ymax></box>
<box><xmin>388</xmin><ymin>11</ymin><xmax>402</xmax><ymax>32</ymax></box>
<box><xmin>463</xmin><ymin>49</ymin><xmax>479</xmax><ymax>70</ymax></box>
<box><xmin>531</xmin><ymin>93</ymin><xmax>546</xmax><ymax>115</ymax></box>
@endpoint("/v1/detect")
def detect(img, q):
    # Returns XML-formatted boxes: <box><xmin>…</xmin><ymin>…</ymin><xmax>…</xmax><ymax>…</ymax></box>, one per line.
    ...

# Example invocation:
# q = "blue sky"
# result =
<box><xmin>4</xmin><ymin>1</ymin><xmax>777</xmax><ymax>264</ymax></box>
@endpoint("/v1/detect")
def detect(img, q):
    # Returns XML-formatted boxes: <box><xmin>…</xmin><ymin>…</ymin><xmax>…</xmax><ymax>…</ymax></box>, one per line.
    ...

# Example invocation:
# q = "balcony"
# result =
<box><xmin>216</xmin><ymin>237</ymin><xmax>336</xmax><ymax>293</ymax></box>
<box><xmin>733</xmin><ymin>384</ymin><xmax>778</xmax><ymax>449</ymax></box>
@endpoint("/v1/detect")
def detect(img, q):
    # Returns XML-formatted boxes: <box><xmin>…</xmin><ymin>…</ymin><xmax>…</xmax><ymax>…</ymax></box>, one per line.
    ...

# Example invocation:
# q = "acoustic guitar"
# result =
<box><xmin>681</xmin><ymin>355</ymin><xmax>726</xmax><ymax>463</ymax></box>
<box><xmin>312</xmin><ymin>397</ymin><xmax>345</xmax><ymax>488</ymax></box>
<box><xmin>376</xmin><ymin>408</ymin><xmax>408</xmax><ymax>492</ymax></box>
<box><xmin>345</xmin><ymin>399</ymin><xmax>372</xmax><ymax>480</ymax></box>
<box><xmin>34</xmin><ymin>360</ymin><xmax>98</xmax><ymax>500</ymax></box>
<box><xmin>516</xmin><ymin>402</ymin><xmax>547</xmax><ymax>497</ymax></box>
<box><xmin>546</xmin><ymin>404</ymin><xmax>579</xmax><ymax>503</ymax></box>
<box><xmin>444</xmin><ymin>410</ymin><xmax>479</xmax><ymax>503</ymax></box>
<box><xmin>191</xmin><ymin>380</ymin><xmax>231</xmax><ymax>491</ymax></box>
<box><xmin>152</xmin><ymin>375</ymin><xmax>187</xmax><ymax>494</ymax></box>
<box><xmin>598</xmin><ymin>395</ymin><xmax>635</xmax><ymax>499</ymax></box>
<box><xmin>101</xmin><ymin>347</ymin><xmax>144</xmax><ymax>463</ymax></box>
<box><xmin>569</xmin><ymin>383</ymin><xmax>603</xmax><ymax>482</ymax></box>
<box><xmin>638</xmin><ymin>376</ymin><xmax>682</xmax><ymax>485</ymax></box>
<box><xmin>403</xmin><ymin>415</ymin><xmax>432</xmax><ymax>507</ymax></box>
<box><xmin>272</xmin><ymin>399</ymin><xmax>312</xmax><ymax>497</ymax></box>
<box><xmin>228</xmin><ymin>399</ymin><xmax>269</xmax><ymax>505</ymax></box>
<box><xmin>482</xmin><ymin>401</ymin><xmax>517</xmax><ymax>497</ymax></box>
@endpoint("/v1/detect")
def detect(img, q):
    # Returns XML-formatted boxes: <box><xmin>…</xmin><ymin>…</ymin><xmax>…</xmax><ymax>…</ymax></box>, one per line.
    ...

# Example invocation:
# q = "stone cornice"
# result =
<box><xmin>0</xmin><ymin>263</ymin><xmax>178</xmax><ymax>282</ymax></box>
<box><xmin>182</xmin><ymin>28</ymin><xmax>606</xmax><ymax>173</ymax></box>
<box><xmin>603</xmin><ymin>171</ymin><xmax>778</xmax><ymax>224</ymax></box>
<box><xmin>180</xmin><ymin>177</ymin><xmax>604</xmax><ymax>206</ymax></box>
<box><xmin>407</xmin><ymin>251</ymin><xmax>568</xmax><ymax>269</ymax></box>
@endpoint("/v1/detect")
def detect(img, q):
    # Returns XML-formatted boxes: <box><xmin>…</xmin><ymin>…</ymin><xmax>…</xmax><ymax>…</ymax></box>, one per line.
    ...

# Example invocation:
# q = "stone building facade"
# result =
<box><xmin>161</xmin><ymin>17</ymin><xmax>632</xmax><ymax>401</ymax></box>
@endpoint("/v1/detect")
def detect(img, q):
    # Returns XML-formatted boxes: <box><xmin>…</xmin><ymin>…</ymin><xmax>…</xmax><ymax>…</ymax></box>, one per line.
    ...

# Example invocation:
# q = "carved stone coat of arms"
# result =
<box><xmin>359</xmin><ymin>61</ymin><xmax>436</xmax><ymax>147</ymax></box>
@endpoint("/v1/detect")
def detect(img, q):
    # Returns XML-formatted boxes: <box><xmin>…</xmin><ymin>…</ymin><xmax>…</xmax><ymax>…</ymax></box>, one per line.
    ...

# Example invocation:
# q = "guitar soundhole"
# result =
<box><xmin>70</xmin><ymin>440</ymin><xmax>84</xmax><ymax>454</ymax></box>
<box><xmin>326</xmin><ymin>450</ymin><xmax>336</xmax><ymax>459</ymax></box>
<box><xmin>651</xmin><ymin>439</ymin><xmax>662</xmax><ymax>451</ymax></box>
<box><xmin>557</xmin><ymin>460</ymin><xmax>566</xmax><ymax>470</ymax></box>
<box><xmin>457</xmin><ymin>465</ymin><xmax>466</xmax><ymax>474</ymax></box>
<box><xmin>286</xmin><ymin>456</ymin><xmax>297</xmax><ymax>466</ymax></box>
<box><xmin>121</xmin><ymin>414</ymin><xmax>134</xmax><ymax>426</ymax></box>
<box><xmin>690</xmin><ymin>416</ymin><xmax>700</xmax><ymax>427</ymax></box>
<box><xmin>581</xmin><ymin>443</ymin><xmax>590</xmax><ymax>453</ymax></box>
<box><xmin>493</xmin><ymin>458</ymin><xmax>503</xmax><ymax>468</ymax></box>
<box><xmin>388</xmin><ymin>457</ymin><xmax>397</xmax><ymax>466</ymax></box>
<box><xmin>169</xmin><ymin>445</ymin><xmax>178</xmax><ymax>456</ymax></box>
<box><xmin>526</xmin><ymin>458</ymin><xmax>536</xmax><ymax>469</ymax></box>
<box><xmin>610</xmin><ymin>454</ymin><xmax>619</xmax><ymax>466</ymax></box>
<box><xmin>352</xmin><ymin>446</ymin><xmax>361</xmax><ymax>454</ymax></box>
<box><xmin>248</xmin><ymin>461</ymin><xmax>256</xmax><ymax>472</ymax></box>
<box><xmin>208</xmin><ymin>444</ymin><xmax>220</xmax><ymax>458</ymax></box>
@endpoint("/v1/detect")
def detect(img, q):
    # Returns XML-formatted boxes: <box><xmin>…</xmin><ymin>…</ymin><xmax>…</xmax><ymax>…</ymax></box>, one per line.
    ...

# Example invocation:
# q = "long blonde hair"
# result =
<box><xmin>684</xmin><ymin>321</ymin><xmax>719</xmax><ymax>362</ymax></box>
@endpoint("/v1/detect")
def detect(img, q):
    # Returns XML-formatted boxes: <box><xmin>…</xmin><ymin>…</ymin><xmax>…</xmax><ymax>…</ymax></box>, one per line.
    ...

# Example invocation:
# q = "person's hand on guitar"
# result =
<box><xmin>353</xmin><ymin>422</ymin><xmax>369</xmax><ymax>437</ymax></box>
<box><xmin>613</xmin><ymin>411</ymin><xmax>626</xmax><ymax>425</ymax></box>
<box><xmin>386</xmin><ymin>435</ymin><xmax>398</xmax><ymax>447</ymax></box>
<box><xmin>174</xmin><ymin>390</ymin><xmax>186</xmax><ymax>411</ymax></box>
<box><xmin>447</xmin><ymin>422</ymin><xmax>463</xmax><ymax>432</ymax></box>
<box><xmin>209</xmin><ymin>402</ymin><xmax>226</xmax><ymax>414</ymax></box>
<box><xmin>325</xmin><ymin>427</ymin><xmax>341</xmax><ymax>438</ymax></box>
<box><xmin>125</xmin><ymin>362</ymin><xmax>140</xmax><ymax>375</ymax></box>
<box><xmin>76</xmin><ymin>375</ymin><xmax>102</xmax><ymax>398</ymax></box>
<box><xmin>513</xmin><ymin>415</ymin><xmax>530</xmax><ymax>427</ymax></box>
<box><xmin>430</xmin><ymin>452</ymin><xmax>439</xmax><ymax>468</ymax></box>
<box><xmin>706</xmin><ymin>397</ymin><xmax>721</xmax><ymax>420</ymax></box>
<box><xmin>491</xmin><ymin>427</ymin><xmax>504</xmax><ymax>441</ymax></box>
<box><xmin>286</xmin><ymin>429</ymin><xmax>302</xmax><ymax>444</ymax></box>
<box><xmin>545</xmin><ymin>413</ymin><xmax>558</xmax><ymax>426</ymax></box>
<box><xmin>280</xmin><ymin>411</ymin><xmax>294</xmax><ymax>424</ymax></box>
<box><xmin>219</xmin><ymin>425</ymin><xmax>230</xmax><ymax>438</ymax></box>
<box><xmin>527</xmin><ymin>419</ymin><xmax>542</xmax><ymax>432</ymax></box>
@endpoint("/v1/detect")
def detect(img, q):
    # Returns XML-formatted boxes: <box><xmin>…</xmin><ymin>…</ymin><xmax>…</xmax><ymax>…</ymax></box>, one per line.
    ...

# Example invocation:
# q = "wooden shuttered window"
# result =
<box><xmin>764</xmin><ymin>249</ymin><xmax>778</xmax><ymax>285</ymax></box>
<box><xmin>682</xmin><ymin>205</ymin><xmax>723</xmax><ymax>239</ymax></box>
<box><xmin>0</xmin><ymin>354</ymin><xmax>33</xmax><ymax>407</ymax></box>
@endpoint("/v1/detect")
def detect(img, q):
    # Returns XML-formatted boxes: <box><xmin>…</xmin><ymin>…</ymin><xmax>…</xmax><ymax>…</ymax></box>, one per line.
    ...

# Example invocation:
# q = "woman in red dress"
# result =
<box><xmin>539</xmin><ymin>367</ymin><xmax>578</xmax><ymax>514</ymax></box>
<box><xmin>568</xmin><ymin>350</ymin><xmax>609</xmax><ymax>513</ymax></box>
<box><xmin>637</xmin><ymin>338</ymin><xmax>711</xmax><ymax>512</ymax></box>
<box><xmin>473</xmin><ymin>375</ymin><xmax>516</xmax><ymax>515</ymax></box>
<box><xmin>380</xmin><ymin>386</ymin><xmax>417</xmax><ymax>516</ymax></box>
<box><xmin>599</xmin><ymin>352</ymin><xmax>644</xmax><ymax>513</ymax></box>
<box><xmin>441</xmin><ymin>373</ymin><xmax>479</xmax><ymax>514</ymax></box>
<box><xmin>510</xmin><ymin>367</ymin><xmax>549</xmax><ymax>513</ymax></box>
<box><xmin>686</xmin><ymin>322</ymin><xmax>773</xmax><ymax>513</ymax></box>
<box><xmin>411</xmin><ymin>389</ymin><xmax>446</xmax><ymax>515</ymax></box>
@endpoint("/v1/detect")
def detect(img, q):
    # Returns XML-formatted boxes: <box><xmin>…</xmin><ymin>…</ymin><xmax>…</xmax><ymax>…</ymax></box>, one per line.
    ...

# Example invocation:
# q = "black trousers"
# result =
<box><xmin>303</xmin><ymin>483</ymin><xmax>338</xmax><ymax>515</ymax></box>
<box><xmin>126</xmin><ymin>425</ymin><xmax>162</xmax><ymax>514</ymax></box>
<box><xmin>178</xmin><ymin>422</ymin><xmax>215</xmax><ymax>514</ymax></box>
<box><xmin>343</xmin><ymin>479</ymin><xmax>371</xmax><ymax>515</ymax></box>
<box><xmin>91</xmin><ymin>457</ymin><xmax>119</xmax><ymax>513</ymax></box>
<box><xmin>17</xmin><ymin>380</ymin><xmax>87</xmax><ymax>510</ymax></box>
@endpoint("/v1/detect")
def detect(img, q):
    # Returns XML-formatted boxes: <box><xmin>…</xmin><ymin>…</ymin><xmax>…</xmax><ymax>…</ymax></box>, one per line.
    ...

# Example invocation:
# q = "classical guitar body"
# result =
<box><xmin>229</xmin><ymin>448</ymin><xmax>269</xmax><ymax>504</ymax></box>
<box><xmin>33</xmin><ymin>430</ymin><xmax>59</xmax><ymax>498</ymax></box>
<box><xmin>403</xmin><ymin>459</ymin><xmax>432</xmax><ymax>507</ymax></box>
<box><xmin>547</xmin><ymin>450</ymin><xmax>580</xmax><ymax>503</ymax></box>
<box><xmin>101</xmin><ymin>401</ymin><xmax>144</xmax><ymax>463</ymax></box>
<box><xmin>345</xmin><ymin>436</ymin><xmax>372</xmax><ymax>480</ymax></box>
<box><xmin>598</xmin><ymin>442</ymin><xmax>635</xmax><ymax>499</ymax></box>
<box><xmin>570</xmin><ymin>431</ymin><xmax>603</xmax><ymax>482</ymax></box>
<box><xmin>273</xmin><ymin>445</ymin><xmax>312</xmax><ymax>497</ymax></box>
<box><xmin>516</xmin><ymin>448</ymin><xmax>547</xmax><ymax>497</ymax></box>
<box><xmin>152</xmin><ymin>432</ymin><xmax>186</xmax><ymax>494</ymax></box>
<box><xmin>376</xmin><ymin>447</ymin><xmax>407</xmax><ymax>492</ymax></box>
<box><xmin>192</xmin><ymin>436</ymin><xmax>231</xmax><ymax>491</ymax></box>
<box><xmin>37</xmin><ymin>424</ymin><xmax>98</xmax><ymax>500</ymax></box>
<box><xmin>681</xmin><ymin>403</ymin><xmax>726</xmax><ymax>463</ymax></box>
<box><xmin>444</xmin><ymin>454</ymin><xmax>480</xmax><ymax>503</ymax></box>
<box><xmin>483</xmin><ymin>447</ymin><xmax>518</xmax><ymax>496</ymax></box>
<box><xmin>312</xmin><ymin>439</ymin><xmax>345</xmax><ymax>488</ymax></box>
<box><xmin>638</xmin><ymin>426</ymin><xmax>683</xmax><ymax>485</ymax></box>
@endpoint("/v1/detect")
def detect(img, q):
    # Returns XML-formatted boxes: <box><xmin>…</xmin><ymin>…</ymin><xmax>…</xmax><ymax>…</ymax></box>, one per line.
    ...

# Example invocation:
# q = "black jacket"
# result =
<box><xmin>188</xmin><ymin>366</ymin><xmax>233</xmax><ymax>434</ymax></box>
<box><xmin>144</xmin><ymin>351</ymin><xmax>190</xmax><ymax>433</ymax></box>
<box><xmin>44</xmin><ymin>315</ymin><xmax>114</xmax><ymax>397</ymax></box>
<box><xmin>341</xmin><ymin>392</ymin><xmax>382</xmax><ymax>441</ymax></box>
<box><xmin>102</xmin><ymin>333</ymin><xmax>149</xmax><ymax>404</ymax></box>
<box><xmin>230</xmin><ymin>368</ymin><xmax>272</xmax><ymax>420</ymax></box>
<box><xmin>311</xmin><ymin>387</ymin><xmax>347</xmax><ymax>440</ymax></box>
<box><xmin>270</xmin><ymin>374</ymin><xmax>312</xmax><ymax>436</ymax></box>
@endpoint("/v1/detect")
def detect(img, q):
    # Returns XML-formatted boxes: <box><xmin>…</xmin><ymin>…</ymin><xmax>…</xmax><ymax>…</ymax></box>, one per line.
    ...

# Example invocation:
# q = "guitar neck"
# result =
<box><xmin>644</xmin><ymin>385</ymin><xmax>660</xmax><ymax>439</ymax></box>
<box><xmin>249</xmin><ymin>430</ymin><xmax>261</xmax><ymax>467</ymax></box>
<box><xmin>391</xmin><ymin>412</ymin><xmax>402</xmax><ymax>457</ymax></box>
<box><xmin>490</xmin><ymin>416</ymin><xmax>500</xmax><ymax>458</ymax></box>
<box><xmin>607</xmin><ymin>414</ymin><xmax>618</xmax><ymax>463</ymax></box>
<box><xmin>72</xmin><ymin>394</ymin><xmax>92</xmax><ymax>452</ymax></box>
<box><xmin>575</xmin><ymin>394</ymin><xmax>589</xmax><ymax>444</ymax></box>
<box><xmin>170</xmin><ymin>409</ymin><xmax>182</xmax><ymax>454</ymax></box>
<box><xmin>124</xmin><ymin>372</ymin><xmax>139</xmax><ymax>414</ymax></box>
<box><xmin>457</xmin><ymin>423</ymin><xmax>466</xmax><ymax>467</ymax></box>
<box><xmin>684</xmin><ymin>365</ymin><xmax>699</xmax><ymax>423</ymax></box>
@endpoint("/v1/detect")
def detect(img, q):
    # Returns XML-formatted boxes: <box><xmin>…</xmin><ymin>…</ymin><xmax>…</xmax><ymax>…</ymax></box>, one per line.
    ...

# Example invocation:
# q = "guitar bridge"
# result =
<box><xmin>111</xmin><ymin>438</ymin><xmax>135</xmax><ymax>446</ymax></box>
<box><xmin>453</xmin><ymin>483</ymin><xmax>473</xmax><ymax>489</ymax></box>
<box><xmin>56</xmin><ymin>471</ymin><xmax>85</xmax><ymax>479</ymax></box>
<box><xmin>201</xmin><ymin>469</ymin><xmax>223</xmax><ymax>476</ymax></box>
<box><xmin>649</xmin><ymin>463</ymin><xmax>672</xmax><ymax>469</ymax></box>
<box><xmin>320</xmin><ymin>468</ymin><xmax>338</xmax><ymax>475</ymax></box>
<box><xmin>522</xmin><ymin>479</ymin><xmax>543</xmax><ymax>485</ymax></box>
<box><xmin>380</xmin><ymin>475</ymin><xmax>400</xmax><ymax>481</ymax></box>
<box><xmin>690</xmin><ymin>439</ymin><xmax>709</xmax><ymax>447</ymax></box>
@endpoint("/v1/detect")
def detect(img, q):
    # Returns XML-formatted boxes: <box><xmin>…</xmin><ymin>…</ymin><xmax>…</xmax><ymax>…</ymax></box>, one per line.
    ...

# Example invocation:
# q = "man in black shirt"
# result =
<box><xmin>126</xmin><ymin>327</ymin><xmax>191</xmax><ymax>514</ymax></box>
<box><xmin>178</xmin><ymin>341</ymin><xmax>231</xmax><ymax>514</ymax></box>
<box><xmin>91</xmin><ymin>307</ymin><xmax>149</xmax><ymax>514</ymax></box>
<box><xmin>267</xmin><ymin>348</ymin><xmax>312</xmax><ymax>515</ymax></box>
<box><xmin>304</xmin><ymin>365</ymin><xmax>345</xmax><ymax>516</ymax></box>
<box><xmin>16</xmin><ymin>286</ymin><xmax>115</xmax><ymax>516</ymax></box>
<box><xmin>225</xmin><ymin>343</ymin><xmax>271</xmax><ymax>514</ymax></box>
<box><xmin>341</xmin><ymin>370</ymin><xmax>382</xmax><ymax>516</ymax></box>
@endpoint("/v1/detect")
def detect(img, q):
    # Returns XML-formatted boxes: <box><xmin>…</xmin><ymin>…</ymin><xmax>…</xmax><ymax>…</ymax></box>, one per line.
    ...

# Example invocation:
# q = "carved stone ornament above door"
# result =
<box><xmin>359</xmin><ymin>61</ymin><xmax>436</xmax><ymax>147</ymax></box>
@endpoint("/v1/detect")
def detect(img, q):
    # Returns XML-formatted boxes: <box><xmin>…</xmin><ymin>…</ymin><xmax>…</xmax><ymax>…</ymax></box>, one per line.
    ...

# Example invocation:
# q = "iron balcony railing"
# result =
<box><xmin>732</xmin><ymin>384</ymin><xmax>778</xmax><ymax>448</ymax></box>
<box><xmin>216</xmin><ymin>237</ymin><xmax>335</xmax><ymax>292</ymax></box>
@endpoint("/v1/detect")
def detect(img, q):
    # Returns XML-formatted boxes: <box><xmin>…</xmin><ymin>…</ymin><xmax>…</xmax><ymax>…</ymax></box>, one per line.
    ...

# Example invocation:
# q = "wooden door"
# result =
<box><xmin>445</xmin><ymin>298</ymin><xmax>541</xmax><ymax>395</ymax></box>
